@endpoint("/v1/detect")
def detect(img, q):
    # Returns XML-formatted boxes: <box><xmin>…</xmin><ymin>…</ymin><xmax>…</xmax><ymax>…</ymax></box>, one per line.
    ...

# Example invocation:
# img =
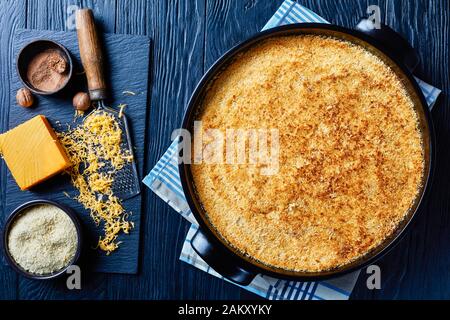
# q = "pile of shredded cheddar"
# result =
<box><xmin>58</xmin><ymin>110</ymin><xmax>133</xmax><ymax>254</ymax></box>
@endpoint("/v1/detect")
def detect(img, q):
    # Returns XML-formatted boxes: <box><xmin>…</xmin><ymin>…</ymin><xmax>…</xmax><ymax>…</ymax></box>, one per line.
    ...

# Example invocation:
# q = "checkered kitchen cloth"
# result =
<box><xmin>143</xmin><ymin>0</ymin><xmax>441</xmax><ymax>300</ymax></box>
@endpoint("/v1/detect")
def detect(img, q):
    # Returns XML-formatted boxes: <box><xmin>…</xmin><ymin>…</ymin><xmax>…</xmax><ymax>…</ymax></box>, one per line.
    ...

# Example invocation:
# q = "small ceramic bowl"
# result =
<box><xmin>2</xmin><ymin>199</ymin><xmax>82</xmax><ymax>280</ymax></box>
<box><xmin>16</xmin><ymin>39</ymin><xmax>73</xmax><ymax>95</ymax></box>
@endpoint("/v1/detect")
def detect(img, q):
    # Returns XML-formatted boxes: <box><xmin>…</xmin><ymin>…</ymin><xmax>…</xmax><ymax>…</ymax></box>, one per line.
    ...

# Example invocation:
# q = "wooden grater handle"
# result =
<box><xmin>76</xmin><ymin>9</ymin><xmax>107</xmax><ymax>101</ymax></box>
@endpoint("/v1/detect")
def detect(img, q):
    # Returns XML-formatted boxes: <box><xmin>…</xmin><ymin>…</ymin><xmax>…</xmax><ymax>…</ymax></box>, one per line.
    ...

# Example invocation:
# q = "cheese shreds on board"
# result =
<box><xmin>58</xmin><ymin>110</ymin><xmax>134</xmax><ymax>254</ymax></box>
<box><xmin>118</xmin><ymin>104</ymin><xmax>127</xmax><ymax>118</ymax></box>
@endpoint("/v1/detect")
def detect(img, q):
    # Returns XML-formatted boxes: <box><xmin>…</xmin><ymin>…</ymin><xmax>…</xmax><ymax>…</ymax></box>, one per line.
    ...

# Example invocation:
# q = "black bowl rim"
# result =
<box><xmin>2</xmin><ymin>199</ymin><xmax>83</xmax><ymax>280</ymax></box>
<box><xmin>16</xmin><ymin>39</ymin><xmax>74</xmax><ymax>95</ymax></box>
<box><xmin>179</xmin><ymin>22</ymin><xmax>436</xmax><ymax>282</ymax></box>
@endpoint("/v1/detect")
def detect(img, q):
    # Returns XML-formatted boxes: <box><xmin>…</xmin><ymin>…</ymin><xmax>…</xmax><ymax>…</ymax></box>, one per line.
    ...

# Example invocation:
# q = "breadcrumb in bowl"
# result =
<box><xmin>2</xmin><ymin>200</ymin><xmax>82</xmax><ymax>280</ymax></box>
<box><xmin>179</xmin><ymin>24</ymin><xmax>434</xmax><ymax>281</ymax></box>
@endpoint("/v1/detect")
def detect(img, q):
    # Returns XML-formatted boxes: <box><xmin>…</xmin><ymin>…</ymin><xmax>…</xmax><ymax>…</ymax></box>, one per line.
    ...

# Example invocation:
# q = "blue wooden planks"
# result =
<box><xmin>0</xmin><ymin>0</ymin><xmax>27</xmax><ymax>300</ymax></box>
<box><xmin>0</xmin><ymin>0</ymin><xmax>449</xmax><ymax>300</ymax></box>
<box><xmin>2</xmin><ymin>28</ymin><xmax>150</xmax><ymax>275</ymax></box>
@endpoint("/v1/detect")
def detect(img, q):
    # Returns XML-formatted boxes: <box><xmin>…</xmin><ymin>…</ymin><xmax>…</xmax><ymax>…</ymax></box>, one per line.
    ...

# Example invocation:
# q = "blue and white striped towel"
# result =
<box><xmin>143</xmin><ymin>0</ymin><xmax>441</xmax><ymax>300</ymax></box>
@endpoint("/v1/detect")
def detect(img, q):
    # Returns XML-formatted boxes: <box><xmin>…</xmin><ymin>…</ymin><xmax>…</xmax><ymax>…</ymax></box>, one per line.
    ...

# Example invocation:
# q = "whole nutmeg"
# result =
<box><xmin>16</xmin><ymin>88</ymin><xmax>34</xmax><ymax>107</ymax></box>
<box><xmin>73</xmin><ymin>92</ymin><xmax>91</xmax><ymax>111</ymax></box>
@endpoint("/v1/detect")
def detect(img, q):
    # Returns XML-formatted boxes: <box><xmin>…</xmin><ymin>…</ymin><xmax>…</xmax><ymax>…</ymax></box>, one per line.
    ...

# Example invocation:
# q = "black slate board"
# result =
<box><xmin>1</xmin><ymin>28</ymin><xmax>150</xmax><ymax>274</ymax></box>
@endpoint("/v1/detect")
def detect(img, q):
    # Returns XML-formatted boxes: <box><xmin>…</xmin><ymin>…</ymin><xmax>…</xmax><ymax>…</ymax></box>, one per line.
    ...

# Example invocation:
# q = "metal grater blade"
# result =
<box><xmin>85</xmin><ymin>101</ymin><xmax>141</xmax><ymax>200</ymax></box>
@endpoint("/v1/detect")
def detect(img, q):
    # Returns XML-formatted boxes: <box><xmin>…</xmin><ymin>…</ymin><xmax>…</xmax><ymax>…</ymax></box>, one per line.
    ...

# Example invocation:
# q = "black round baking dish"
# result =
<box><xmin>2</xmin><ymin>199</ymin><xmax>83</xmax><ymax>280</ymax></box>
<box><xmin>179</xmin><ymin>22</ymin><xmax>435</xmax><ymax>285</ymax></box>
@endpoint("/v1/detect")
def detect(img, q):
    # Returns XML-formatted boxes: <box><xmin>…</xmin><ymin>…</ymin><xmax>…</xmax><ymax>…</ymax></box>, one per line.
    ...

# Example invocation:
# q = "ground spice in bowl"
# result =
<box><xmin>16</xmin><ymin>40</ymin><xmax>73</xmax><ymax>95</ymax></box>
<box><xmin>26</xmin><ymin>49</ymin><xmax>69</xmax><ymax>92</ymax></box>
<box><xmin>6</xmin><ymin>203</ymin><xmax>79</xmax><ymax>276</ymax></box>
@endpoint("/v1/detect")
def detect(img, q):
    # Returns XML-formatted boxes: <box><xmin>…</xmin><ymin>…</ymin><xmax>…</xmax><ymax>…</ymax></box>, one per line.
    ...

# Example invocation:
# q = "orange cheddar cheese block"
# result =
<box><xmin>0</xmin><ymin>115</ymin><xmax>71</xmax><ymax>190</ymax></box>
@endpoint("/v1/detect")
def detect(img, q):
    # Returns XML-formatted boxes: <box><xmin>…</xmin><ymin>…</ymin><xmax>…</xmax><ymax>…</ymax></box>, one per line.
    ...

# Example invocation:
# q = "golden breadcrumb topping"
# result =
<box><xmin>191</xmin><ymin>35</ymin><xmax>424</xmax><ymax>272</ymax></box>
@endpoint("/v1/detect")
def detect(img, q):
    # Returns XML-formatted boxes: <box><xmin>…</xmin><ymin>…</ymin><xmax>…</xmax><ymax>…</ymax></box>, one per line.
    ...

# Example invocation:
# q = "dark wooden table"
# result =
<box><xmin>0</xmin><ymin>0</ymin><xmax>449</xmax><ymax>300</ymax></box>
